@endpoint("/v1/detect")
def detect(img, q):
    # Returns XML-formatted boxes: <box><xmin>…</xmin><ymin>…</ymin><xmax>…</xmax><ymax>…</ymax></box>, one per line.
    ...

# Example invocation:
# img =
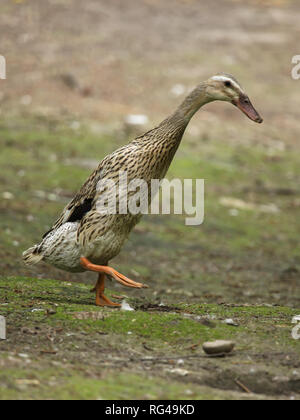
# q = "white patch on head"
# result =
<box><xmin>211</xmin><ymin>75</ymin><xmax>242</xmax><ymax>92</ymax></box>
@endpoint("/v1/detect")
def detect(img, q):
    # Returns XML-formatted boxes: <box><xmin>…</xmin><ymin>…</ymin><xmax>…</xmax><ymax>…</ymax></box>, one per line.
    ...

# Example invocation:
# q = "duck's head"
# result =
<box><xmin>205</xmin><ymin>73</ymin><xmax>263</xmax><ymax>124</ymax></box>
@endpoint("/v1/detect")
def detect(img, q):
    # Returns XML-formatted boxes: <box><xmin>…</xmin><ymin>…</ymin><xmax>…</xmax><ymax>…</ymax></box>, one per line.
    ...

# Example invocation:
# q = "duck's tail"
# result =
<box><xmin>22</xmin><ymin>245</ymin><xmax>44</xmax><ymax>266</ymax></box>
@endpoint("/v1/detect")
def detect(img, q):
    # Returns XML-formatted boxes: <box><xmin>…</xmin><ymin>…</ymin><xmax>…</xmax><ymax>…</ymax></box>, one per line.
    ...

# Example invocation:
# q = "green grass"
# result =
<box><xmin>0</xmin><ymin>117</ymin><xmax>300</xmax><ymax>399</ymax></box>
<box><xmin>1</xmin><ymin>275</ymin><xmax>299</xmax><ymax>349</ymax></box>
<box><xmin>0</xmin><ymin>368</ymin><xmax>252</xmax><ymax>400</ymax></box>
<box><xmin>0</xmin><ymin>276</ymin><xmax>299</xmax><ymax>400</ymax></box>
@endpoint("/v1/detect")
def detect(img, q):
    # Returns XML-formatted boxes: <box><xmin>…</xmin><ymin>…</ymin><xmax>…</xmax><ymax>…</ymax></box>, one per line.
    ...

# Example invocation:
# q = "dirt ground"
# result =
<box><xmin>0</xmin><ymin>0</ymin><xmax>299</xmax><ymax>400</ymax></box>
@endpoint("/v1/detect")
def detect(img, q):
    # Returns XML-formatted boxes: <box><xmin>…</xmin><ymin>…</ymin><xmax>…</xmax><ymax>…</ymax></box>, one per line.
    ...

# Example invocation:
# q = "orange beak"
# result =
<box><xmin>233</xmin><ymin>95</ymin><xmax>263</xmax><ymax>124</ymax></box>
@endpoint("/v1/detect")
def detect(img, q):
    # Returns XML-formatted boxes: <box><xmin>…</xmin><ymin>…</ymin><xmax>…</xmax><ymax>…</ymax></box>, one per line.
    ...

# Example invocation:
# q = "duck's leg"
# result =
<box><xmin>81</xmin><ymin>257</ymin><xmax>148</xmax><ymax>290</ymax></box>
<box><xmin>94</xmin><ymin>273</ymin><xmax>121</xmax><ymax>307</ymax></box>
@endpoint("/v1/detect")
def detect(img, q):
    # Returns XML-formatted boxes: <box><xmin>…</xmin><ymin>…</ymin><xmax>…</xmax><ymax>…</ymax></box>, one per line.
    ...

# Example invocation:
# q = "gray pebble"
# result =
<box><xmin>203</xmin><ymin>340</ymin><xmax>235</xmax><ymax>355</ymax></box>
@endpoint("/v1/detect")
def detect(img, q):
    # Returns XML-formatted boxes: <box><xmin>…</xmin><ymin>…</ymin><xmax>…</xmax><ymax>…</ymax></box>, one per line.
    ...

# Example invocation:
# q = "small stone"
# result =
<box><xmin>48</xmin><ymin>193</ymin><xmax>59</xmax><ymax>202</ymax></box>
<box><xmin>46</xmin><ymin>309</ymin><xmax>57</xmax><ymax>316</ymax></box>
<box><xmin>229</xmin><ymin>209</ymin><xmax>239</xmax><ymax>217</ymax></box>
<box><xmin>2</xmin><ymin>192</ymin><xmax>14</xmax><ymax>200</ymax></box>
<box><xmin>16</xmin><ymin>379</ymin><xmax>40</xmax><ymax>386</ymax></box>
<box><xmin>203</xmin><ymin>340</ymin><xmax>235</xmax><ymax>355</ymax></box>
<box><xmin>168</xmin><ymin>368</ymin><xmax>189</xmax><ymax>377</ymax></box>
<box><xmin>292</xmin><ymin>315</ymin><xmax>300</xmax><ymax>324</ymax></box>
<box><xmin>60</xmin><ymin>73</ymin><xmax>79</xmax><ymax>90</ymax></box>
<box><xmin>223</xmin><ymin>318</ymin><xmax>239</xmax><ymax>327</ymax></box>
<box><xmin>70</xmin><ymin>121</ymin><xmax>81</xmax><ymax>131</ymax></box>
<box><xmin>20</xmin><ymin>95</ymin><xmax>32</xmax><ymax>106</ymax></box>
<box><xmin>185</xmin><ymin>389</ymin><xmax>193</xmax><ymax>396</ymax></box>
<box><xmin>121</xmin><ymin>301</ymin><xmax>135</xmax><ymax>312</ymax></box>
<box><xmin>18</xmin><ymin>353</ymin><xmax>30</xmax><ymax>359</ymax></box>
<box><xmin>273</xmin><ymin>376</ymin><xmax>289</xmax><ymax>383</ymax></box>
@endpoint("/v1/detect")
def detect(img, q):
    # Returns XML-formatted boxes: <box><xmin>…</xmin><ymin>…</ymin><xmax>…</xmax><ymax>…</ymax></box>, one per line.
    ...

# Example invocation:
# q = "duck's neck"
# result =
<box><xmin>133</xmin><ymin>83</ymin><xmax>212</xmax><ymax>180</ymax></box>
<box><xmin>158</xmin><ymin>82</ymin><xmax>211</xmax><ymax>141</ymax></box>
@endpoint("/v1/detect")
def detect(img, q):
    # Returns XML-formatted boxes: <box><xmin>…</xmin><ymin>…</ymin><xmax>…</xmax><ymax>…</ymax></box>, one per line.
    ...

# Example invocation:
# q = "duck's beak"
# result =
<box><xmin>232</xmin><ymin>94</ymin><xmax>263</xmax><ymax>124</ymax></box>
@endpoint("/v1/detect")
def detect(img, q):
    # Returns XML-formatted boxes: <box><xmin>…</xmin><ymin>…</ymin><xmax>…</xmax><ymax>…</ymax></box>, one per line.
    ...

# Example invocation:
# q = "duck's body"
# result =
<box><xmin>24</xmin><ymin>121</ymin><xmax>185</xmax><ymax>272</ymax></box>
<box><xmin>23</xmin><ymin>74</ymin><xmax>262</xmax><ymax>306</ymax></box>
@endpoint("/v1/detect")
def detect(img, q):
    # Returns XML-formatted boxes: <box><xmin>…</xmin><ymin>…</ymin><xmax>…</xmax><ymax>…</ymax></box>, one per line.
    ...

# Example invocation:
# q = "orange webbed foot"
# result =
<box><xmin>80</xmin><ymin>257</ymin><xmax>148</xmax><ymax>289</ymax></box>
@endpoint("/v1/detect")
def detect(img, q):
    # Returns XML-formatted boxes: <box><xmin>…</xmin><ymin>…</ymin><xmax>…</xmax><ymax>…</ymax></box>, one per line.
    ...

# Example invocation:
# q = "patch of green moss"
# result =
<box><xmin>1</xmin><ymin>277</ymin><xmax>299</xmax><ymax>352</ymax></box>
<box><xmin>0</xmin><ymin>367</ymin><xmax>261</xmax><ymax>400</ymax></box>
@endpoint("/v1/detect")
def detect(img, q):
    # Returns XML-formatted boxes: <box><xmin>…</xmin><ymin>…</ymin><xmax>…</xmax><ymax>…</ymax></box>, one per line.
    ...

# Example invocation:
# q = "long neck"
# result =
<box><xmin>136</xmin><ymin>83</ymin><xmax>211</xmax><ymax>179</ymax></box>
<box><xmin>133</xmin><ymin>83</ymin><xmax>211</xmax><ymax>177</ymax></box>
<box><xmin>173</xmin><ymin>82</ymin><xmax>211</xmax><ymax>122</ymax></box>
<box><xmin>158</xmin><ymin>83</ymin><xmax>211</xmax><ymax>135</ymax></box>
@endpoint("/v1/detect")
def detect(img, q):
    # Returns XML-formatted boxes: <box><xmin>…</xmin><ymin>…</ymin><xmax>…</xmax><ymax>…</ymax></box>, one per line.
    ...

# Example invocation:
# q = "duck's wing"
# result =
<box><xmin>43</xmin><ymin>165</ymin><xmax>103</xmax><ymax>239</ymax></box>
<box><xmin>42</xmin><ymin>142</ymin><xmax>140</xmax><ymax>241</ymax></box>
<box><xmin>42</xmin><ymin>143</ymin><xmax>131</xmax><ymax>238</ymax></box>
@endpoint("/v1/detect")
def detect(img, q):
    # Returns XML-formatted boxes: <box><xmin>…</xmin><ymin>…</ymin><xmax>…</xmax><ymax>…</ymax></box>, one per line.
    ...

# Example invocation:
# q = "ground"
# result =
<box><xmin>0</xmin><ymin>0</ymin><xmax>299</xmax><ymax>400</ymax></box>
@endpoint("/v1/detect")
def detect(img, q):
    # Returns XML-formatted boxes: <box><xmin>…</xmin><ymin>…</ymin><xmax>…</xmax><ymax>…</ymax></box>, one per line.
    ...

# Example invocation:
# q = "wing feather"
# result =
<box><xmin>43</xmin><ymin>164</ymin><xmax>102</xmax><ymax>238</ymax></box>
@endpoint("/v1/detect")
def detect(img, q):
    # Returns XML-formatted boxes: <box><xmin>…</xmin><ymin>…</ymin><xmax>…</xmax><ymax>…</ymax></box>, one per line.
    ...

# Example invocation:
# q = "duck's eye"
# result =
<box><xmin>224</xmin><ymin>81</ymin><xmax>232</xmax><ymax>88</ymax></box>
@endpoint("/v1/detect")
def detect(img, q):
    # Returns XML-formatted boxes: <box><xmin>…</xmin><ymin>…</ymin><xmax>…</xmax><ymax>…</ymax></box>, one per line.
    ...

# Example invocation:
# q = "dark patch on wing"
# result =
<box><xmin>67</xmin><ymin>198</ymin><xmax>94</xmax><ymax>223</ymax></box>
<box><xmin>42</xmin><ymin>198</ymin><xmax>94</xmax><ymax>240</ymax></box>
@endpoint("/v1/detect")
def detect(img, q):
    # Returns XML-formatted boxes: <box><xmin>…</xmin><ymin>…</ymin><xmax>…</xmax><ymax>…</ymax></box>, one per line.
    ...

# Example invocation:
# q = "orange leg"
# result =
<box><xmin>80</xmin><ymin>257</ymin><xmax>148</xmax><ymax>289</ymax></box>
<box><xmin>94</xmin><ymin>273</ymin><xmax>121</xmax><ymax>307</ymax></box>
<box><xmin>80</xmin><ymin>257</ymin><xmax>148</xmax><ymax>307</ymax></box>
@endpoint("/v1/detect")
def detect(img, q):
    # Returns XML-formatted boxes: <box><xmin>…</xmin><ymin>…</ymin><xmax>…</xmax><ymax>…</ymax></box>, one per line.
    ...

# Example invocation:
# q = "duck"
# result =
<box><xmin>23</xmin><ymin>73</ymin><xmax>263</xmax><ymax>307</ymax></box>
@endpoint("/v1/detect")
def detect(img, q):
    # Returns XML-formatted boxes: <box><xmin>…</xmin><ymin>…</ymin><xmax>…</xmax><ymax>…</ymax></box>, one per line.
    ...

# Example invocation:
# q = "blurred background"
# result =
<box><xmin>0</xmin><ymin>0</ymin><xmax>300</xmax><ymax>307</ymax></box>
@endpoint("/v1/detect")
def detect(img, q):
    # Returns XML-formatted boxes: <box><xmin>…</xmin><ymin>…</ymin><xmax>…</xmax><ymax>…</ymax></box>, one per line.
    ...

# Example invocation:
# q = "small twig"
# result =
<box><xmin>143</xmin><ymin>342</ymin><xmax>154</xmax><ymax>352</ymax></box>
<box><xmin>134</xmin><ymin>353</ymin><xmax>233</xmax><ymax>363</ymax></box>
<box><xmin>40</xmin><ymin>350</ymin><xmax>57</xmax><ymax>355</ymax></box>
<box><xmin>188</xmin><ymin>343</ymin><xmax>200</xmax><ymax>351</ymax></box>
<box><xmin>235</xmin><ymin>379</ymin><xmax>252</xmax><ymax>394</ymax></box>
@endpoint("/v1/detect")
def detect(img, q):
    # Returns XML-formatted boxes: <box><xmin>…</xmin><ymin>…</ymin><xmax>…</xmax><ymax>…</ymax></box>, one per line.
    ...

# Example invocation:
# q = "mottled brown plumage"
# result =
<box><xmin>23</xmin><ymin>74</ymin><xmax>262</xmax><ymax>306</ymax></box>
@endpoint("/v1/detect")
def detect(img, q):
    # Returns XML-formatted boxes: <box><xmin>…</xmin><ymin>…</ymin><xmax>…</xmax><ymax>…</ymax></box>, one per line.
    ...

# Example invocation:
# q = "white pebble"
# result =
<box><xmin>2</xmin><ymin>192</ymin><xmax>14</xmax><ymax>200</ymax></box>
<box><xmin>121</xmin><ymin>301</ymin><xmax>135</xmax><ymax>312</ymax></box>
<box><xmin>168</xmin><ymin>368</ymin><xmax>189</xmax><ymax>377</ymax></box>
<box><xmin>292</xmin><ymin>315</ymin><xmax>300</xmax><ymax>324</ymax></box>
<box><xmin>223</xmin><ymin>319</ymin><xmax>239</xmax><ymax>327</ymax></box>
<box><xmin>18</xmin><ymin>354</ymin><xmax>29</xmax><ymax>359</ymax></box>
<box><xmin>70</xmin><ymin>121</ymin><xmax>81</xmax><ymax>130</ymax></box>
<box><xmin>229</xmin><ymin>209</ymin><xmax>239</xmax><ymax>217</ymax></box>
